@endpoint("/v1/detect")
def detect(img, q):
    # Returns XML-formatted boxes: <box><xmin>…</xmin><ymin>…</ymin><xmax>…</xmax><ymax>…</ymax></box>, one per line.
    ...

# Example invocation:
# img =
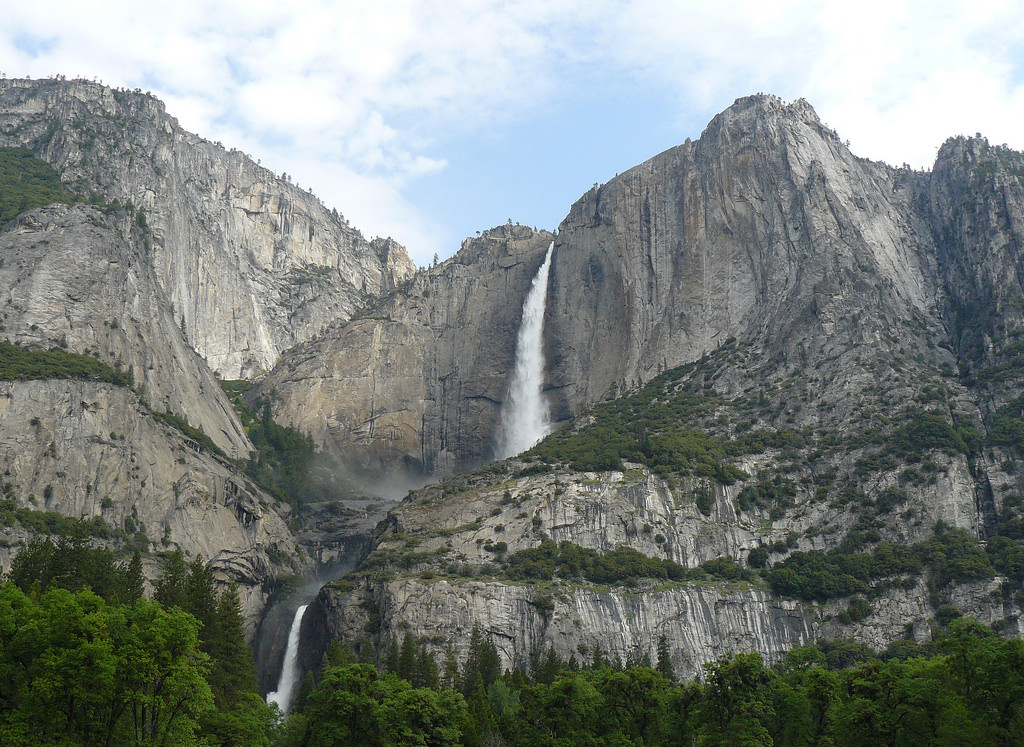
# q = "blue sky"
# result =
<box><xmin>3</xmin><ymin>1</ymin><xmax>1024</xmax><ymax>266</ymax></box>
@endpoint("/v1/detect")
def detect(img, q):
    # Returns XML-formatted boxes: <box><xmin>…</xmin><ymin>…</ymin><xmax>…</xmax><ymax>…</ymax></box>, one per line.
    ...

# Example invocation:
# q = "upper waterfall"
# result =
<box><xmin>495</xmin><ymin>241</ymin><xmax>555</xmax><ymax>459</ymax></box>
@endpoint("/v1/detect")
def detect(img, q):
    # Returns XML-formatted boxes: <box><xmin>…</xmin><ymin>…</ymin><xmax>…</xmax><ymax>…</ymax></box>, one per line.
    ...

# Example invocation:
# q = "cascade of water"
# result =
<box><xmin>495</xmin><ymin>241</ymin><xmax>555</xmax><ymax>459</ymax></box>
<box><xmin>265</xmin><ymin>603</ymin><xmax>309</xmax><ymax>714</ymax></box>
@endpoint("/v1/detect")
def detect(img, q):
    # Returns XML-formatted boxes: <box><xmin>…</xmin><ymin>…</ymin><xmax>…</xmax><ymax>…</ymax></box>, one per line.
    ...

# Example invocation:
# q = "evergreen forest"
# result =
<box><xmin>1</xmin><ymin>531</ymin><xmax>1022</xmax><ymax>746</ymax></box>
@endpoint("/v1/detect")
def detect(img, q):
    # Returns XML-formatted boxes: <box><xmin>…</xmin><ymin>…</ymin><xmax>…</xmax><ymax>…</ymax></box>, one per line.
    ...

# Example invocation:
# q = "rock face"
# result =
<box><xmin>546</xmin><ymin>95</ymin><xmax>937</xmax><ymax>416</ymax></box>
<box><xmin>0</xmin><ymin>78</ymin><xmax>416</xmax><ymax>379</ymax></box>
<box><xmin>311</xmin><ymin>575</ymin><xmax>816</xmax><ymax>682</ymax></box>
<box><xmin>256</xmin><ymin>224</ymin><xmax>554</xmax><ymax>479</ymax></box>
<box><xmin>4</xmin><ymin>79</ymin><xmax>1024</xmax><ymax>685</ymax></box>
<box><xmin>0</xmin><ymin>204</ymin><xmax>309</xmax><ymax>628</ymax></box>
<box><xmin>305</xmin><ymin>446</ymin><xmax>1018</xmax><ymax>676</ymax></box>
<box><xmin>0</xmin><ymin>376</ymin><xmax>303</xmax><ymax>629</ymax></box>
<box><xmin>0</xmin><ymin>204</ymin><xmax>248</xmax><ymax>457</ymax></box>
<box><xmin>0</xmin><ymin>77</ymin><xmax>417</xmax><ymax>634</ymax></box>
<box><xmin>297</xmin><ymin>95</ymin><xmax>1024</xmax><ymax>676</ymax></box>
<box><xmin>259</xmin><ymin>95</ymin><xmax>975</xmax><ymax>482</ymax></box>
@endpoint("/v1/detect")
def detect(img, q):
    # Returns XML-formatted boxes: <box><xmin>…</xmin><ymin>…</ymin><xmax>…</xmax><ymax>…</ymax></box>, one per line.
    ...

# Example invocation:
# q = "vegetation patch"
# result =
<box><xmin>0</xmin><ymin>340</ymin><xmax>133</xmax><ymax>387</ymax></box>
<box><xmin>0</xmin><ymin>540</ymin><xmax>272</xmax><ymax>744</ymax></box>
<box><xmin>888</xmin><ymin>409</ymin><xmax>974</xmax><ymax>460</ymax></box>
<box><xmin>503</xmin><ymin>540</ymin><xmax>753</xmax><ymax>585</ymax></box>
<box><xmin>220</xmin><ymin>380</ymin><xmax>356</xmax><ymax>508</ymax></box>
<box><xmin>0</xmin><ymin>498</ymin><xmax>110</xmax><ymax>538</ymax></box>
<box><xmin>152</xmin><ymin>409</ymin><xmax>225</xmax><ymax>458</ymax></box>
<box><xmin>736</xmin><ymin>475</ymin><xmax>797</xmax><ymax>513</ymax></box>
<box><xmin>987</xmin><ymin>394</ymin><xmax>1024</xmax><ymax>448</ymax></box>
<box><xmin>767</xmin><ymin>524</ymin><xmax>995</xmax><ymax>601</ymax></box>
<box><xmin>0</xmin><ymin>146</ymin><xmax>79</xmax><ymax>223</ymax></box>
<box><xmin>288</xmin><ymin>618</ymin><xmax>1024</xmax><ymax>746</ymax></box>
<box><xmin>527</xmin><ymin>352</ymin><xmax>802</xmax><ymax>483</ymax></box>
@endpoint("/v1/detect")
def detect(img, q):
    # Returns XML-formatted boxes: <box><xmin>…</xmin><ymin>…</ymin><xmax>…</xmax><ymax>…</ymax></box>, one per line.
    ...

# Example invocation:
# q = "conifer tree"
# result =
<box><xmin>385</xmin><ymin>634</ymin><xmax>401</xmax><ymax>674</ymax></box>
<box><xmin>154</xmin><ymin>549</ymin><xmax>188</xmax><ymax>608</ymax></box>
<box><xmin>416</xmin><ymin>645</ymin><xmax>440</xmax><ymax>690</ymax></box>
<box><xmin>461</xmin><ymin>625</ymin><xmax>502</xmax><ymax>695</ymax></box>
<box><xmin>398</xmin><ymin>633</ymin><xmax>418</xmax><ymax>682</ymax></box>
<box><xmin>531</xmin><ymin>647</ymin><xmax>563</xmax><ymax>684</ymax></box>
<box><xmin>119</xmin><ymin>551</ymin><xmax>145</xmax><ymax>604</ymax></box>
<box><xmin>442</xmin><ymin>644</ymin><xmax>460</xmax><ymax>689</ymax></box>
<box><xmin>185</xmin><ymin>555</ymin><xmax>217</xmax><ymax>631</ymax></box>
<box><xmin>657</xmin><ymin>634</ymin><xmax>676</xmax><ymax>681</ymax></box>
<box><xmin>322</xmin><ymin>638</ymin><xmax>356</xmax><ymax>673</ymax></box>
<box><xmin>293</xmin><ymin>670</ymin><xmax>316</xmax><ymax>715</ymax></box>
<box><xmin>591</xmin><ymin>643</ymin><xmax>607</xmax><ymax>670</ymax></box>
<box><xmin>206</xmin><ymin>583</ymin><xmax>258</xmax><ymax>706</ymax></box>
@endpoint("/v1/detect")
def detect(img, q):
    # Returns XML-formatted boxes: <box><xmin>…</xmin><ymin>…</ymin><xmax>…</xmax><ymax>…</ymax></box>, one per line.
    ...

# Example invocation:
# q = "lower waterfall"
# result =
<box><xmin>495</xmin><ymin>241</ymin><xmax>555</xmax><ymax>459</ymax></box>
<box><xmin>265</xmin><ymin>603</ymin><xmax>309</xmax><ymax>714</ymax></box>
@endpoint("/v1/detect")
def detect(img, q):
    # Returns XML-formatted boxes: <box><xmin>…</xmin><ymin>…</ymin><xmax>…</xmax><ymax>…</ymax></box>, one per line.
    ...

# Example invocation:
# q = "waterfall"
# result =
<box><xmin>495</xmin><ymin>241</ymin><xmax>555</xmax><ymax>459</ymax></box>
<box><xmin>266</xmin><ymin>603</ymin><xmax>309</xmax><ymax>714</ymax></box>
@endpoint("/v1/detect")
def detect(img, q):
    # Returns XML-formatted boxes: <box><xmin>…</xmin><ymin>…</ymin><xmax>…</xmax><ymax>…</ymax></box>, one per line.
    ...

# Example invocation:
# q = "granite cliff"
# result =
<box><xmin>254</xmin><ymin>224</ymin><xmax>554</xmax><ymax>480</ymax></box>
<box><xmin>0</xmin><ymin>201</ymin><xmax>312</xmax><ymax>629</ymax></box>
<box><xmin>0</xmin><ymin>77</ymin><xmax>415</xmax><ymax>380</ymax></box>
<box><xmin>0</xmin><ymin>77</ymin><xmax>413</xmax><ymax>633</ymax></box>
<box><xmin>295</xmin><ymin>96</ymin><xmax>1024</xmax><ymax>676</ymax></box>
<box><xmin>2</xmin><ymin>79</ymin><xmax>1023</xmax><ymax>687</ymax></box>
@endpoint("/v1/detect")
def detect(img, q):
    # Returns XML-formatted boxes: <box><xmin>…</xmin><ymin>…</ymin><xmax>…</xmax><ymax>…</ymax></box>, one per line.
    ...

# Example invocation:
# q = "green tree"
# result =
<box><xmin>120</xmin><ymin>550</ymin><xmax>145</xmax><ymax>604</ymax></box>
<box><xmin>0</xmin><ymin>584</ymin><xmax>214</xmax><ymax>745</ymax></box>
<box><xmin>416</xmin><ymin>645</ymin><xmax>440</xmax><ymax>690</ymax></box>
<box><xmin>533</xmin><ymin>674</ymin><xmax>603</xmax><ymax>745</ymax></box>
<box><xmin>656</xmin><ymin>634</ymin><xmax>675</xmax><ymax>682</ymax></box>
<box><xmin>398</xmin><ymin>633</ymin><xmax>418</xmax><ymax>682</ymax></box>
<box><xmin>698</xmin><ymin>652</ymin><xmax>777</xmax><ymax>746</ymax></box>
<box><xmin>154</xmin><ymin>549</ymin><xmax>189</xmax><ymax>609</ymax></box>
<box><xmin>299</xmin><ymin>664</ymin><xmax>466</xmax><ymax>746</ymax></box>
<box><xmin>769</xmin><ymin>646</ymin><xmax>839</xmax><ymax>745</ymax></box>
<box><xmin>593</xmin><ymin>667</ymin><xmax>672</xmax><ymax>744</ymax></box>
<box><xmin>461</xmin><ymin>625</ymin><xmax>502</xmax><ymax>695</ymax></box>
<box><xmin>201</xmin><ymin>584</ymin><xmax>274</xmax><ymax>744</ymax></box>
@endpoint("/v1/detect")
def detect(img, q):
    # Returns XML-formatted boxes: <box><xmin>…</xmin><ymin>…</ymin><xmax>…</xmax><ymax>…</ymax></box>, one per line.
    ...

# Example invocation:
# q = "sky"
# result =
<box><xmin>3</xmin><ymin>1</ymin><xmax>1024</xmax><ymax>266</ymax></box>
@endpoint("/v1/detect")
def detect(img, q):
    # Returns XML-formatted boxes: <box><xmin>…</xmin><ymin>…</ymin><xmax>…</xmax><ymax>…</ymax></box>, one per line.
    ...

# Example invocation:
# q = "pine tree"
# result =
<box><xmin>416</xmin><ymin>646</ymin><xmax>440</xmax><ymax>690</ymax></box>
<box><xmin>322</xmin><ymin>638</ymin><xmax>356</xmax><ymax>673</ymax></box>
<box><xmin>398</xmin><ymin>633</ymin><xmax>418</xmax><ymax>682</ymax></box>
<box><xmin>466</xmin><ymin>674</ymin><xmax>495</xmax><ymax>744</ymax></box>
<box><xmin>531</xmin><ymin>647</ymin><xmax>563</xmax><ymax>685</ymax></box>
<box><xmin>442</xmin><ymin>644</ymin><xmax>459</xmax><ymax>689</ymax></box>
<box><xmin>154</xmin><ymin>549</ymin><xmax>188</xmax><ymax>608</ymax></box>
<box><xmin>205</xmin><ymin>583</ymin><xmax>259</xmax><ymax>706</ymax></box>
<box><xmin>591</xmin><ymin>643</ymin><xmax>607</xmax><ymax>670</ymax></box>
<box><xmin>119</xmin><ymin>551</ymin><xmax>145</xmax><ymax>604</ymax></box>
<box><xmin>505</xmin><ymin>666</ymin><xmax>529</xmax><ymax>691</ymax></box>
<box><xmin>461</xmin><ymin>625</ymin><xmax>502</xmax><ymax>695</ymax></box>
<box><xmin>478</xmin><ymin>631</ymin><xmax>502</xmax><ymax>688</ymax></box>
<box><xmin>293</xmin><ymin>670</ymin><xmax>316</xmax><ymax>715</ymax></box>
<box><xmin>354</xmin><ymin>635</ymin><xmax>376</xmax><ymax>664</ymax></box>
<box><xmin>385</xmin><ymin>635</ymin><xmax>400</xmax><ymax>675</ymax></box>
<box><xmin>657</xmin><ymin>635</ymin><xmax>675</xmax><ymax>681</ymax></box>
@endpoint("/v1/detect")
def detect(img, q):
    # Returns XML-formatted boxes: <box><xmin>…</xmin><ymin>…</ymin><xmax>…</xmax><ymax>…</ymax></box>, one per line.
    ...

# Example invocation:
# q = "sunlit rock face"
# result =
<box><xmin>0</xmin><ymin>204</ymin><xmax>308</xmax><ymax>631</ymax></box>
<box><xmin>546</xmin><ymin>95</ymin><xmax>938</xmax><ymax>416</ymax></box>
<box><xmin>0</xmin><ymin>77</ymin><xmax>416</xmax><ymax>380</ymax></box>
<box><xmin>299</xmin><ymin>95</ymin><xmax>1024</xmax><ymax>672</ymax></box>
<box><xmin>254</xmin><ymin>224</ymin><xmax>555</xmax><ymax>480</ymax></box>
<box><xmin>3</xmin><ymin>77</ymin><xmax>1024</xmax><ymax>678</ymax></box>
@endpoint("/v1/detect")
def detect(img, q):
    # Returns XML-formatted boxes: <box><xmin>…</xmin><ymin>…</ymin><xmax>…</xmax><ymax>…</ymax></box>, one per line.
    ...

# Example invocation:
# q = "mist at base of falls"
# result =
<box><xmin>495</xmin><ymin>241</ymin><xmax>555</xmax><ymax>459</ymax></box>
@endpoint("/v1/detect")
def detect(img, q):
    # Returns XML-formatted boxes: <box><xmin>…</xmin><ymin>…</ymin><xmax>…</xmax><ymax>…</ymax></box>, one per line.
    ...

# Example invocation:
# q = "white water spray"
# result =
<box><xmin>266</xmin><ymin>604</ymin><xmax>308</xmax><ymax>715</ymax></box>
<box><xmin>495</xmin><ymin>241</ymin><xmax>555</xmax><ymax>459</ymax></box>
